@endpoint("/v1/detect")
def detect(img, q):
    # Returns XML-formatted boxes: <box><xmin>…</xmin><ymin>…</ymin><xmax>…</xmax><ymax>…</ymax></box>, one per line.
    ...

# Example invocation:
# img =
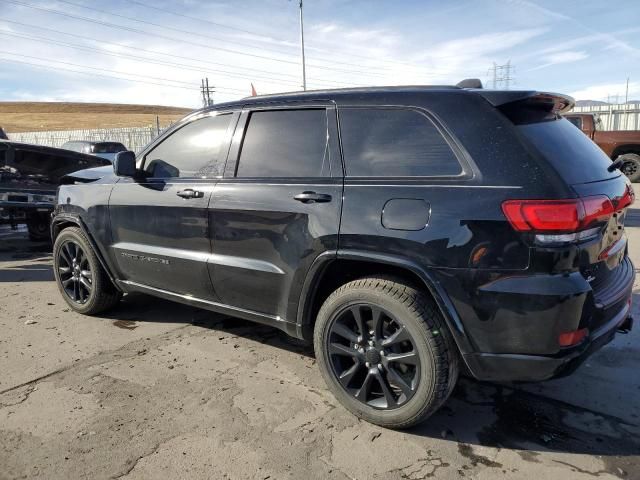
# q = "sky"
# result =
<box><xmin>0</xmin><ymin>0</ymin><xmax>638</xmax><ymax>108</ymax></box>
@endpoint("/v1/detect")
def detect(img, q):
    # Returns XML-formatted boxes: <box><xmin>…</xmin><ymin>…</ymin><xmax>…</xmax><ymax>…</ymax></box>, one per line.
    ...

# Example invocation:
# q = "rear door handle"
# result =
<box><xmin>293</xmin><ymin>191</ymin><xmax>332</xmax><ymax>204</ymax></box>
<box><xmin>176</xmin><ymin>189</ymin><xmax>204</xmax><ymax>199</ymax></box>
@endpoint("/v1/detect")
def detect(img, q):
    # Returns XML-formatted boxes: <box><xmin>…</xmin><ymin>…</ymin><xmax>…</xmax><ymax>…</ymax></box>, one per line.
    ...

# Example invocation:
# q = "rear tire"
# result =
<box><xmin>53</xmin><ymin>227</ymin><xmax>121</xmax><ymax>315</ymax></box>
<box><xmin>314</xmin><ymin>276</ymin><xmax>459</xmax><ymax>429</ymax></box>
<box><xmin>618</xmin><ymin>153</ymin><xmax>640</xmax><ymax>182</ymax></box>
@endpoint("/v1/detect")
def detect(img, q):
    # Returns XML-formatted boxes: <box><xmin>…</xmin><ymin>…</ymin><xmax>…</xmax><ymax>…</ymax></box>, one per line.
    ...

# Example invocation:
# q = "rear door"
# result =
<box><xmin>108</xmin><ymin>111</ymin><xmax>237</xmax><ymax>300</ymax></box>
<box><xmin>209</xmin><ymin>104</ymin><xmax>343</xmax><ymax>321</ymax></box>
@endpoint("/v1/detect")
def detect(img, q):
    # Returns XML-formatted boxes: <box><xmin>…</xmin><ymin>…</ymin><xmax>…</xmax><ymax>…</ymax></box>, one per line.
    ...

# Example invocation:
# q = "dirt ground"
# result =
<box><xmin>1</xmin><ymin>204</ymin><xmax>640</xmax><ymax>479</ymax></box>
<box><xmin>0</xmin><ymin>102</ymin><xmax>191</xmax><ymax>132</ymax></box>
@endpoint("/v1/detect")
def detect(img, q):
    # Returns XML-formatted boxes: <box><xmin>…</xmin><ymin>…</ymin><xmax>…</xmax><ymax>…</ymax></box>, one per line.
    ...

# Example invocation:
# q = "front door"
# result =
<box><xmin>209</xmin><ymin>105</ymin><xmax>343</xmax><ymax>321</ymax></box>
<box><xmin>108</xmin><ymin>111</ymin><xmax>237</xmax><ymax>300</ymax></box>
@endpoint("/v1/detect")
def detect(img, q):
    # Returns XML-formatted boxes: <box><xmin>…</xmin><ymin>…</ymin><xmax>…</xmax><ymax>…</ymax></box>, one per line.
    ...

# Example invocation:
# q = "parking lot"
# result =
<box><xmin>1</xmin><ymin>197</ymin><xmax>639</xmax><ymax>480</ymax></box>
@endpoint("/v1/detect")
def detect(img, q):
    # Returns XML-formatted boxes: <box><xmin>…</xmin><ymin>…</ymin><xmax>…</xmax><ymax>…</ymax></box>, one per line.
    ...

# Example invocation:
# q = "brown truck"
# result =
<box><xmin>564</xmin><ymin>112</ymin><xmax>640</xmax><ymax>182</ymax></box>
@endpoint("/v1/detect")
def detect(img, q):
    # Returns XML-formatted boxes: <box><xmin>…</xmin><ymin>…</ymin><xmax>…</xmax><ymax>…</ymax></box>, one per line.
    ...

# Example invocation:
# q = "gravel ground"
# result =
<box><xmin>1</xmin><ymin>199</ymin><xmax>640</xmax><ymax>479</ymax></box>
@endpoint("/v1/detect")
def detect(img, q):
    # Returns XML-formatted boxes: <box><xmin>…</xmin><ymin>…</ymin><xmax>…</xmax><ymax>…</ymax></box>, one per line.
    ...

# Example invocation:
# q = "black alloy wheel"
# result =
<box><xmin>57</xmin><ymin>240</ymin><xmax>93</xmax><ymax>304</ymax></box>
<box><xmin>326</xmin><ymin>303</ymin><xmax>420</xmax><ymax>409</ymax></box>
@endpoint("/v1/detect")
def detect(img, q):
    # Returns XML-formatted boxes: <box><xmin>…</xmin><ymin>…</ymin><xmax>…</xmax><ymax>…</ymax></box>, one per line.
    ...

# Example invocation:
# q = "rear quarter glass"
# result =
<box><xmin>517</xmin><ymin>118</ymin><xmax>619</xmax><ymax>185</ymax></box>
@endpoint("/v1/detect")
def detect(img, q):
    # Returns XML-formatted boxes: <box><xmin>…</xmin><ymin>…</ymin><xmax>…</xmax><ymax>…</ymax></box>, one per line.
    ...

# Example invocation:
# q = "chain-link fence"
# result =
<box><xmin>7</xmin><ymin>125</ymin><xmax>173</xmax><ymax>153</ymax></box>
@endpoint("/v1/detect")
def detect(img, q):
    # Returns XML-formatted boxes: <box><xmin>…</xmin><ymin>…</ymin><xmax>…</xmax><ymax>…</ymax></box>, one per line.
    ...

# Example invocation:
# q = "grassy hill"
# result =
<box><xmin>0</xmin><ymin>102</ymin><xmax>193</xmax><ymax>132</ymax></box>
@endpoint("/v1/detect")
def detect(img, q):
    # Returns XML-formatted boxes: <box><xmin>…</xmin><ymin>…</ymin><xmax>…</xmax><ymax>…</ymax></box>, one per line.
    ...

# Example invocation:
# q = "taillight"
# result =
<box><xmin>502</xmin><ymin>196</ymin><xmax>614</xmax><ymax>244</ymax></box>
<box><xmin>614</xmin><ymin>184</ymin><xmax>635</xmax><ymax>210</ymax></box>
<box><xmin>558</xmin><ymin>328</ymin><xmax>588</xmax><ymax>347</ymax></box>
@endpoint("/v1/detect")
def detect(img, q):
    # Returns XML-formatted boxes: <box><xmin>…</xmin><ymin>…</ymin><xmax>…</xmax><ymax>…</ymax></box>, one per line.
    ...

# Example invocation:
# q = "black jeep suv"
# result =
<box><xmin>51</xmin><ymin>85</ymin><xmax>634</xmax><ymax>428</ymax></box>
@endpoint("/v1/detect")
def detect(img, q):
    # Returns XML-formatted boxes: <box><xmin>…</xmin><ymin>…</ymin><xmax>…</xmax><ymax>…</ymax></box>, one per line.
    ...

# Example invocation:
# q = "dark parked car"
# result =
<box><xmin>0</xmin><ymin>127</ymin><xmax>8</xmax><ymax>140</ymax></box>
<box><xmin>61</xmin><ymin>140</ymin><xmax>127</xmax><ymax>162</ymax></box>
<box><xmin>0</xmin><ymin>140</ymin><xmax>110</xmax><ymax>240</ymax></box>
<box><xmin>51</xmin><ymin>84</ymin><xmax>634</xmax><ymax>428</ymax></box>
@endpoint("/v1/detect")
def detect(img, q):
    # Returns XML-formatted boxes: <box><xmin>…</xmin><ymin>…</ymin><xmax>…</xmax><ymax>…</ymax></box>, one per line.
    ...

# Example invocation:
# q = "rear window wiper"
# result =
<box><xmin>608</xmin><ymin>157</ymin><xmax>624</xmax><ymax>172</ymax></box>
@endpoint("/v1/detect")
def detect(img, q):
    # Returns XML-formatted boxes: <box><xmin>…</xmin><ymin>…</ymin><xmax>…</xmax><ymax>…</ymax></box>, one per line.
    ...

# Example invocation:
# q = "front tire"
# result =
<box><xmin>53</xmin><ymin>227</ymin><xmax>121</xmax><ymax>315</ymax></box>
<box><xmin>26</xmin><ymin>213</ymin><xmax>51</xmax><ymax>242</ymax></box>
<box><xmin>314</xmin><ymin>276</ymin><xmax>459</xmax><ymax>429</ymax></box>
<box><xmin>618</xmin><ymin>153</ymin><xmax>640</xmax><ymax>182</ymax></box>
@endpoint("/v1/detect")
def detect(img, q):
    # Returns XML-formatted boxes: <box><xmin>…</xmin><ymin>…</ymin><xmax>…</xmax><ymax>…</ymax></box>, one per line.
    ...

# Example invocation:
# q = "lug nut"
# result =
<box><xmin>380</xmin><ymin>350</ymin><xmax>385</xmax><ymax>356</ymax></box>
<box><xmin>377</xmin><ymin>364</ymin><xmax>383</xmax><ymax>370</ymax></box>
<box><xmin>365</xmin><ymin>362</ymin><xmax>370</xmax><ymax>368</ymax></box>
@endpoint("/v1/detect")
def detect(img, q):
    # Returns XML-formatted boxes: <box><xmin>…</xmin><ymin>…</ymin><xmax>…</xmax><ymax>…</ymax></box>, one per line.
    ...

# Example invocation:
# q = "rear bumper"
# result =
<box><xmin>463</xmin><ymin>298</ymin><xmax>632</xmax><ymax>382</ymax></box>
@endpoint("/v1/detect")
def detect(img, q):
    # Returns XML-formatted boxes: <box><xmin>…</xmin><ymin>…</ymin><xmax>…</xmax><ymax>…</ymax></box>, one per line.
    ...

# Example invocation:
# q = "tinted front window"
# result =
<box><xmin>237</xmin><ymin>109</ymin><xmax>329</xmax><ymax>177</ymax></box>
<box><xmin>144</xmin><ymin>114</ymin><xmax>232</xmax><ymax>178</ymax></box>
<box><xmin>339</xmin><ymin>108</ymin><xmax>462</xmax><ymax>177</ymax></box>
<box><xmin>518</xmin><ymin>118</ymin><xmax>618</xmax><ymax>184</ymax></box>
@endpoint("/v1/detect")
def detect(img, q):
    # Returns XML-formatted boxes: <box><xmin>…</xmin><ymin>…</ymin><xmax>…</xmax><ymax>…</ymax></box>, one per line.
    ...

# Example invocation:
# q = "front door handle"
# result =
<box><xmin>293</xmin><ymin>191</ymin><xmax>332</xmax><ymax>204</ymax></box>
<box><xmin>176</xmin><ymin>189</ymin><xmax>204</xmax><ymax>199</ymax></box>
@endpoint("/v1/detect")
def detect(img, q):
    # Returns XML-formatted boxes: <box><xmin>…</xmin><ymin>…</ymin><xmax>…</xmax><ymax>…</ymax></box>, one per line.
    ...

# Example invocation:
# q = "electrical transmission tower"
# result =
<box><xmin>489</xmin><ymin>61</ymin><xmax>515</xmax><ymax>89</ymax></box>
<box><xmin>200</xmin><ymin>77</ymin><xmax>214</xmax><ymax>106</ymax></box>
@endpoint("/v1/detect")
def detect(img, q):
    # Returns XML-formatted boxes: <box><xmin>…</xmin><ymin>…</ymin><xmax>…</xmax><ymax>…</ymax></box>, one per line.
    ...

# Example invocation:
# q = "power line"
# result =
<box><xmin>0</xmin><ymin>19</ymin><xmax>362</xmax><ymax>88</ymax></box>
<box><xmin>0</xmin><ymin>0</ymin><xmax>396</xmax><ymax>78</ymax></box>
<box><xmin>125</xmin><ymin>0</ymin><xmax>432</xmax><ymax>70</ymax></box>
<box><xmin>0</xmin><ymin>50</ymin><xmax>200</xmax><ymax>88</ymax></box>
<box><xmin>0</xmin><ymin>30</ymin><xmax>308</xmax><ymax>89</ymax></box>
<box><xmin>0</xmin><ymin>57</ymin><xmax>199</xmax><ymax>91</ymax></box>
<box><xmin>0</xmin><ymin>50</ymin><xmax>251</xmax><ymax>95</ymax></box>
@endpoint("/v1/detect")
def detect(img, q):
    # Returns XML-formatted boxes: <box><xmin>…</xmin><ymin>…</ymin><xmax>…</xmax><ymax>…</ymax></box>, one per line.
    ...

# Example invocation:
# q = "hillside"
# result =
<box><xmin>0</xmin><ymin>102</ymin><xmax>193</xmax><ymax>132</ymax></box>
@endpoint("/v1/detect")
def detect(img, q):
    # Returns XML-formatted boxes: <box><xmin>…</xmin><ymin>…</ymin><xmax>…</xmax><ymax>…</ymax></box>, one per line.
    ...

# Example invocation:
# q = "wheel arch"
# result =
<box><xmin>612</xmin><ymin>145</ymin><xmax>640</xmax><ymax>159</ymax></box>
<box><xmin>296</xmin><ymin>250</ymin><xmax>473</xmax><ymax>357</ymax></box>
<box><xmin>51</xmin><ymin>214</ymin><xmax>122</xmax><ymax>292</ymax></box>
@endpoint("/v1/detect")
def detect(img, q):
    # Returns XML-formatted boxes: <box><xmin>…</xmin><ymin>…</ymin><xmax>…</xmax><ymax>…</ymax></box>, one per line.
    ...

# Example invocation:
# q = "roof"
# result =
<box><xmin>198</xmin><ymin>84</ymin><xmax>572</xmax><ymax>114</ymax></box>
<box><xmin>207</xmin><ymin>85</ymin><xmax>464</xmax><ymax>111</ymax></box>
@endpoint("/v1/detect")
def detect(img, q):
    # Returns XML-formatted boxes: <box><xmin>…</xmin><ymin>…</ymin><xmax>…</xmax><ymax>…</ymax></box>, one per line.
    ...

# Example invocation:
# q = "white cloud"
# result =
<box><xmin>529</xmin><ymin>50</ymin><xmax>588</xmax><ymax>71</ymax></box>
<box><xmin>570</xmin><ymin>81</ymin><xmax>640</xmax><ymax>102</ymax></box>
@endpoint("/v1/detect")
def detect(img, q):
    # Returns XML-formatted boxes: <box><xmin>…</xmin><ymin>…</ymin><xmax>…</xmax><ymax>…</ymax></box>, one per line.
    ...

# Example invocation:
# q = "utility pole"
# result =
<box><xmin>489</xmin><ymin>61</ymin><xmax>514</xmax><ymax>89</ymax></box>
<box><xmin>504</xmin><ymin>60</ymin><xmax>512</xmax><ymax>90</ymax></box>
<box><xmin>298</xmin><ymin>0</ymin><xmax>307</xmax><ymax>90</ymax></box>
<box><xmin>200</xmin><ymin>77</ymin><xmax>214</xmax><ymax>107</ymax></box>
<box><xmin>491</xmin><ymin>62</ymin><xmax>497</xmax><ymax>89</ymax></box>
<box><xmin>625</xmin><ymin>77</ymin><xmax>630</xmax><ymax>105</ymax></box>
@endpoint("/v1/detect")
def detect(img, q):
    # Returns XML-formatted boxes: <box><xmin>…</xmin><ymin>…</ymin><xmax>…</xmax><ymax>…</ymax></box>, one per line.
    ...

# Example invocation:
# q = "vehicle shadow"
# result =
<box><xmin>625</xmin><ymin>206</ymin><xmax>640</xmax><ymax>227</ymax></box>
<box><xmin>100</xmin><ymin>293</ymin><xmax>640</xmax><ymax>467</ymax></box>
<box><xmin>410</xmin><ymin>379</ymin><xmax>640</xmax><ymax>464</ymax></box>
<box><xmin>0</xmin><ymin>262</ymin><xmax>54</xmax><ymax>282</ymax></box>
<box><xmin>101</xmin><ymin>292</ymin><xmax>314</xmax><ymax>358</ymax></box>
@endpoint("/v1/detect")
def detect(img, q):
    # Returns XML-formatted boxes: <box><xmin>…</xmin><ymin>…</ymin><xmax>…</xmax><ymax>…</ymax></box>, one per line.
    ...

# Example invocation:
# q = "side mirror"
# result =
<box><xmin>113</xmin><ymin>151</ymin><xmax>136</xmax><ymax>177</ymax></box>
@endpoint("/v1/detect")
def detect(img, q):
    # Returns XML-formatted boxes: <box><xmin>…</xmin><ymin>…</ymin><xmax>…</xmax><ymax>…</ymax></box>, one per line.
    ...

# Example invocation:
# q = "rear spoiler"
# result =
<box><xmin>470</xmin><ymin>90</ymin><xmax>575</xmax><ymax>124</ymax></box>
<box><xmin>475</xmin><ymin>90</ymin><xmax>574</xmax><ymax>114</ymax></box>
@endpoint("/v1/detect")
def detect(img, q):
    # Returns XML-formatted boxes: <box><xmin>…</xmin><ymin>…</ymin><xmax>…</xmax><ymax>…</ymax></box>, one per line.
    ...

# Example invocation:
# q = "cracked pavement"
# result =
<box><xmin>1</xmin><ymin>203</ymin><xmax>640</xmax><ymax>479</ymax></box>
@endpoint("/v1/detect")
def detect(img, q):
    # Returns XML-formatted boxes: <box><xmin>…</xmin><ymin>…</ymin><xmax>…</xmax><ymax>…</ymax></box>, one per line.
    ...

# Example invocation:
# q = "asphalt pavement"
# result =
<box><xmin>1</xmin><ymin>192</ymin><xmax>639</xmax><ymax>479</ymax></box>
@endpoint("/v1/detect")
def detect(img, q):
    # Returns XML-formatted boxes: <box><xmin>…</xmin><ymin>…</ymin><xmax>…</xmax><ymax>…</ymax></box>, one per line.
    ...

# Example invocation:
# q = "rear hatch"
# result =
<box><xmin>496</xmin><ymin>94</ymin><xmax>634</xmax><ymax>332</ymax></box>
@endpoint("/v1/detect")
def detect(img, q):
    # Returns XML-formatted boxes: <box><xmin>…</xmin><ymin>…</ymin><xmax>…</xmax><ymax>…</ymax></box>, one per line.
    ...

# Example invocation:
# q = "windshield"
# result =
<box><xmin>518</xmin><ymin>118</ymin><xmax>619</xmax><ymax>184</ymax></box>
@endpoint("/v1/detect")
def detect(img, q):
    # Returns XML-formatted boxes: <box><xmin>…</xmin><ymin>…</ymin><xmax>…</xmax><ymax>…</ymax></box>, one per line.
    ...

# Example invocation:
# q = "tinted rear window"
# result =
<box><xmin>237</xmin><ymin>109</ymin><xmax>329</xmax><ymax>178</ymax></box>
<box><xmin>92</xmin><ymin>142</ymin><xmax>126</xmax><ymax>153</ymax></box>
<box><xmin>339</xmin><ymin>108</ymin><xmax>462</xmax><ymax>177</ymax></box>
<box><xmin>518</xmin><ymin>118</ymin><xmax>618</xmax><ymax>184</ymax></box>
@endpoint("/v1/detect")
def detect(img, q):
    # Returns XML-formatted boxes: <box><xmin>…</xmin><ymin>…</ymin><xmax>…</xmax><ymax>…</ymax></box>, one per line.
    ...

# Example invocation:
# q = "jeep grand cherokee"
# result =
<box><xmin>51</xmin><ymin>84</ymin><xmax>634</xmax><ymax>428</ymax></box>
